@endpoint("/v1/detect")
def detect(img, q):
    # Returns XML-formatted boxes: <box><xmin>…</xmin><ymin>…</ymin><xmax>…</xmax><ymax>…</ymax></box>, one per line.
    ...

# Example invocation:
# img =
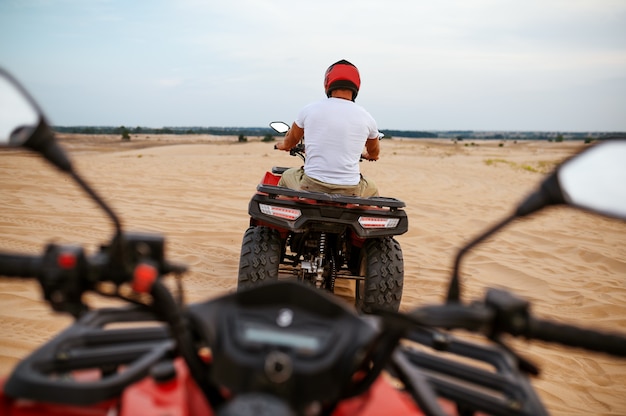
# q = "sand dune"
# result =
<box><xmin>0</xmin><ymin>134</ymin><xmax>624</xmax><ymax>415</ymax></box>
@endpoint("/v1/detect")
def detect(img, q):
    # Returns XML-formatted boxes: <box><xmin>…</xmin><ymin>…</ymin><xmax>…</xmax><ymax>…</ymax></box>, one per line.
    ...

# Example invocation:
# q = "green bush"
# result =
<box><xmin>120</xmin><ymin>126</ymin><xmax>131</xmax><ymax>141</ymax></box>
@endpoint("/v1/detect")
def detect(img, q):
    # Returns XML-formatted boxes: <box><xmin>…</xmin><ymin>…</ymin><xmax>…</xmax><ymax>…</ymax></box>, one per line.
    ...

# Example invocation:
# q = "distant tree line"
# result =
<box><xmin>382</xmin><ymin>130</ymin><xmax>438</xmax><ymax>139</ymax></box>
<box><xmin>52</xmin><ymin>125</ymin><xmax>624</xmax><ymax>142</ymax></box>
<box><xmin>53</xmin><ymin>125</ymin><xmax>278</xmax><ymax>137</ymax></box>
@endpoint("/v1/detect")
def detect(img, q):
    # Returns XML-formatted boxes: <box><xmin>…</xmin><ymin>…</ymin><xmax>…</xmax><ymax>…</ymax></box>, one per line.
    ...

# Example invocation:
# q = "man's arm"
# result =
<box><xmin>362</xmin><ymin>137</ymin><xmax>380</xmax><ymax>161</ymax></box>
<box><xmin>275</xmin><ymin>122</ymin><xmax>304</xmax><ymax>151</ymax></box>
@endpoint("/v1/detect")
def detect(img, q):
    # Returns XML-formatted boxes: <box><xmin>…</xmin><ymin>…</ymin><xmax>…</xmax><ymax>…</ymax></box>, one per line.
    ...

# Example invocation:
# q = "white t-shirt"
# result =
<box><xmin>295</xmin><ymin>97</ymin><xmax>379</xmax><ymax>185</ymax></box>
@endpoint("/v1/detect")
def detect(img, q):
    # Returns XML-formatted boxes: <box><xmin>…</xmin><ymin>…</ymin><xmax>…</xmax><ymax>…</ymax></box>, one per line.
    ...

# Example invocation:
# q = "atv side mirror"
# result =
<box><xmin>270</xmin><ymin>121</ymin><xmax>290</xmax><ymax>134</ymax></box>
<box><xmin>555</xmin><ymin>140</ymin><xmax>626</xmax><ymax>220</ymax></box>
<box><xmin>515</xmin><ymin>139</ymin><xmax>626</xmax><ymax>220</ymax></box>
<box><xmin>0</xmin><ymin>69</ymin><xmax>40</xmax><ymax>146</ymax></box>
<box><xmin>0</xmin><ymin>67</ymin><xmax>74</xmax><ymax>173</ymax></box>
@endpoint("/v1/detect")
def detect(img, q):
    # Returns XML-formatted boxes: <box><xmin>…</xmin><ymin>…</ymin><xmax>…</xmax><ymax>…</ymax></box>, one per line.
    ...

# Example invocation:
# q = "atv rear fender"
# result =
<box><xmin>249</xmin><ymin>185</ymin><xmax>408</xmax><ymax>239</ymax></box>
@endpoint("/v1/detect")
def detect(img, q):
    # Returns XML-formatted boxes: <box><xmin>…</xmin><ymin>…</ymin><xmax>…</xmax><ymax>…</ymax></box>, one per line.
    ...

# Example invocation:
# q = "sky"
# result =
<box><xmin>1</xmin><ymin>0</ymin><xmax>625</xmax><ymax>132</ymax></box>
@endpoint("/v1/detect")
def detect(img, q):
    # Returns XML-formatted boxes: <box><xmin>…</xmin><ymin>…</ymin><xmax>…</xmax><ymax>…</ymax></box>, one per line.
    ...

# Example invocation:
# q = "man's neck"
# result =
<box><xmin>330</xmin><ymin>89</ymin><xmax>354</xmax><ymax>101</ymax></box>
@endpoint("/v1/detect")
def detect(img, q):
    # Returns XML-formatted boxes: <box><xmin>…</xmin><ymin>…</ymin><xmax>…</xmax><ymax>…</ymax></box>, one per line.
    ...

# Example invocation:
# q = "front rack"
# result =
<box><xmin>393</xmin><ymin>328</ymin><xmax>547</xmax><ymax>416</ymax></box>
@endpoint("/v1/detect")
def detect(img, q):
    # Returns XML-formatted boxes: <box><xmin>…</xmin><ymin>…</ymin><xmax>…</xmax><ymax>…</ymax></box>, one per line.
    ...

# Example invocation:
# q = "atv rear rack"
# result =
<box><xmin>257</xmin><ymin>184</ymin><xmax>406</xmax><ymax>209</ymax></box>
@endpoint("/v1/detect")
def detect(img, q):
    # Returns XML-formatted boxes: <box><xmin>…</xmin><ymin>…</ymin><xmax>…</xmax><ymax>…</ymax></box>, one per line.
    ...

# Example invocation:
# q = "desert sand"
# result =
<box><xmin>0</xmin><ymin>134</ymin><xmax>624</xmax><ymax>415</ymax></box>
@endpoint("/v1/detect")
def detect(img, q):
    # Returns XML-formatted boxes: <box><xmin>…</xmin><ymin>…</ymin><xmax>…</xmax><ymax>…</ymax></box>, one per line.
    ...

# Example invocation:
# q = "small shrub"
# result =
<box><xmin>120</xmin><ymin>126</ymin><xmax>131</xmax><ymax>141</ymax></box>
<box><xmin>262</xmin><ymin>134</ymin><xmax>275</xmax><ymax>142</ymax></box>
<box><xmin>485</xmin><ymin>158</ymin><xmax>555</xmax><ymax>174</ymax></box>
<box><xmin>238</xmin><ymin>134</ymin><xmax>248</xmax><ymax>142</ymax></box>
<box><xmin>485</xmin><ymin>158</ymin><xmax>509</xmax><ymax>166</ymax></box>
<box><xmin>521</xmin><ymin>164</ymin><xmax>538</xmax><ymax>173</ymax></box>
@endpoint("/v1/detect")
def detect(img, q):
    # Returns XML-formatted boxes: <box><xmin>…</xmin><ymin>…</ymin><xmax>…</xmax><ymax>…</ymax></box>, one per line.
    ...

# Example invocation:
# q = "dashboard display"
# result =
<box><xmin>241</xmin><ymin>322</ymin><xmax>323</xmax><ymax>353</ymax></box>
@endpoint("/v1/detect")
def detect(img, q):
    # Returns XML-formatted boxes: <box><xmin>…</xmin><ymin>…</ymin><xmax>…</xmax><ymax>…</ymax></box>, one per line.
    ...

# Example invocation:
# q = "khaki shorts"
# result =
<box><xmin>278</xmin><ymin>167</ymin><xmax>379</xmax><ymax>197</ymax></box>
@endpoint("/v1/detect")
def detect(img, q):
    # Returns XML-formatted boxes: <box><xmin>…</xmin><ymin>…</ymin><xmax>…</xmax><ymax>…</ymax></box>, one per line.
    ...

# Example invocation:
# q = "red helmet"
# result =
<box><xmin>324</xmin><ymin>59</ymin><xmax>361</xmax><ymax>101</ymax></box>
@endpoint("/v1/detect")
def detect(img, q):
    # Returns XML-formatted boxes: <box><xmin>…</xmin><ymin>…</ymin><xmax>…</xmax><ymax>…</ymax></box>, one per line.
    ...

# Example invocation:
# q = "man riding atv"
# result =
<box><xmin>275</xmin><ymin>59</ymin><xmax>381</xmax><ymax>198</ymax></box>
<box><xmin>237</xmin><ymin>60</ymin><xmax>406</xmax><ymax>313</ymax></box>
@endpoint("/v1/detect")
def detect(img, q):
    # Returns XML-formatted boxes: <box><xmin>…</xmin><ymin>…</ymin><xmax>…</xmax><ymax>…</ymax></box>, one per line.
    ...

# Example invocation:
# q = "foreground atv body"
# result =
<box><xmin>238</xmin><ymin>167</ymin><xmax>408</xmax><ymax>312</ymax></box>
<box><xmin>0</xmin><ymin>296</ymin><xmax>423</xmax><ymax>416</ymax></box>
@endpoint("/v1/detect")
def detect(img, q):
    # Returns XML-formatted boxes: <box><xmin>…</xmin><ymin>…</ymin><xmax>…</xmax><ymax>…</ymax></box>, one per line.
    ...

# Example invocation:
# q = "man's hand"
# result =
<box><xmin>275</xmin><ymin>141</ymin><xmax>290</xmax><ymax>151</ymax></box>
<box><xmin>361</xmin><ymin>151</ymin><xmax>379</xmax><ymax>161</ymax></box>
<box><xmin>275</xmin><ymin>122</ymin><xmax>304</xmax><ymax>151</ymax></box>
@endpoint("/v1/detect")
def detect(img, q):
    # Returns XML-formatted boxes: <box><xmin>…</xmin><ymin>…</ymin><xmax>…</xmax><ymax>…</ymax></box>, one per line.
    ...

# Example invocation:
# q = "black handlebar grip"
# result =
<box><xmin>0</xmin><ymin>253</ymin><xmax>42</xmax><ymax>278</ymax></box>
<box><xmin>528</xmin><ymin>318</ymin><xmax>626</xmax><ymax>357</ymax></box>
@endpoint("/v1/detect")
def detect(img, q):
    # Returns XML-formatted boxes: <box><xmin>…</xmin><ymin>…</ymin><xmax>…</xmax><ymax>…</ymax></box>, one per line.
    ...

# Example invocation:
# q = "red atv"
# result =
<box><xmin>237</xmin><ymin>122</ymin><xmax>408</xmax><ymax>312</ymax></box>
<box><xmin>3</xmin><ymin>67</ymin><xmax>626</xmax><ymax>416</ymax></box>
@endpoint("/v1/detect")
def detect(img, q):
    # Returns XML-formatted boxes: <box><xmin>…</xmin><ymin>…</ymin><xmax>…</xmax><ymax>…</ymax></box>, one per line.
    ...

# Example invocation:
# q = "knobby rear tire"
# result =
<box><xmin>237</xmin><ymin>226</ymin><xmax>281</xmax><ymax>291</ymax></box>
<box><xmin>357</xmin><ymin>237</ymin><xmax>404</xmax><ymax>313</ymax></box>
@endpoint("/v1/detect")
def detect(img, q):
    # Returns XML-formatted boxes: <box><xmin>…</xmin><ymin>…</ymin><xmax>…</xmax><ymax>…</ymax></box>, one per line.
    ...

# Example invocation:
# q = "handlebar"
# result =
<box><xmin>274</xmin><ymin>142</ymin><xmax>306</xmax><ymax>163</ymax></box>
<box><xmin>0</xmin><ymin>232</ymin><xmax>184</xmax><ymax>318</ymax></box>
<box><xmin>407</xmin><ymin>288</ymin><xmax>626</xmax><ymax>358</ymax></box>
<box><xmin>0</xmin><ymin>253</ymin><xmax>41</xmax><ymax>278</ymax></box>
<box><xmin>527</xmin><ymin>317</ymin><xmax>626</xmax><ymax>356</ymax></box>
<box><xmin>484</xmin><ymin>288</ymin><xmax>626</xmax><ymax>356</ymax></box>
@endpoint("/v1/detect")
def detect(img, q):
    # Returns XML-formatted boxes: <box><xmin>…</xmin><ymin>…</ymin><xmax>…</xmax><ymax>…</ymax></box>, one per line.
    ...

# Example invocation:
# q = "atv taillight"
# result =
<box><xmin>260</xmin><ymin>203</ymin><xmax>302</xmax><ymax>221</ymax></box>
<box><xmin>358</xmin><ymin>216</ymin><xmax>400</xmax><ymax>229</ymax></box>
